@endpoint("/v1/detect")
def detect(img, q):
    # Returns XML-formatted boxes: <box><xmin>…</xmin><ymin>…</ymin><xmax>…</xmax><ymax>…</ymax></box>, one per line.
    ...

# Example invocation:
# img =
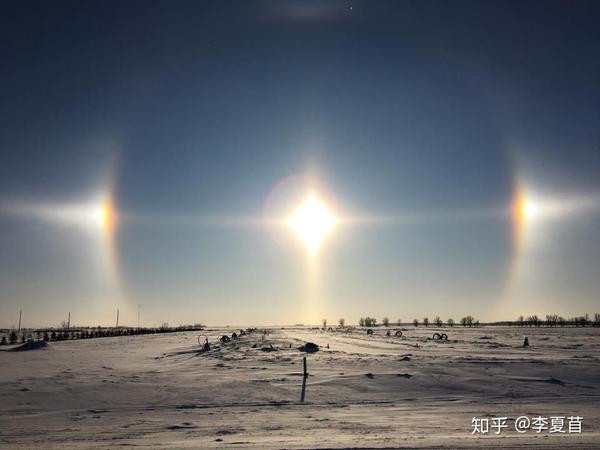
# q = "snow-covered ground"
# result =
<box><xmin>1</xmin><ymin>326</ymin><xmax>599</xmax><ymax>448</ymax></box>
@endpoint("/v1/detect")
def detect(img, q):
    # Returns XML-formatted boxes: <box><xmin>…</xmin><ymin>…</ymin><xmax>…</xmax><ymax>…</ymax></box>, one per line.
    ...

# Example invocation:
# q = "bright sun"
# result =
<box><xmin>287</xmin><ymin>195</ymin><xmax>337</xmax><ymax>255</ymax></box>
<box><xmin>93</xmin><ymin>195</ymin><xmax>117</xmax><ymax>235</ymax></box>
<box><xmin>516</xmin><ymin>196</ymin><xmax>540</xmax><ymax>222</ymax></box>
<box><xmin>521</xmin><ymin>200</ymin><xmax>540</xmax><ymax>220</ymax></box>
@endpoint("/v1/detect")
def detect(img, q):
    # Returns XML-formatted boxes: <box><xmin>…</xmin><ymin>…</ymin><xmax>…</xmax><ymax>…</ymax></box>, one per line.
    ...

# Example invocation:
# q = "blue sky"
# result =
<box><xmin>1</xmin><ymin>1</ymin><xmax>599</xmax><ymax>327</ymax></box>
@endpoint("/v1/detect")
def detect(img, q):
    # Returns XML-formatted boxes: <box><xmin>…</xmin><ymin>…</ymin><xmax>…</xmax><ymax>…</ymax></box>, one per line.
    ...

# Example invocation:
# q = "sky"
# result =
<box><xmin>1</xmin><ymin>0</ymin><xmax>599</xmax><ymax>328</ymax></box>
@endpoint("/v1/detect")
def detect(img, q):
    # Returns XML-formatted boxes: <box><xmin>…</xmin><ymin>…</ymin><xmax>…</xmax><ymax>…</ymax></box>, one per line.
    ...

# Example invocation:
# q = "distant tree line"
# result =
<box><xmin>344</xmin><ymin>313</ymin><xmax>600</xmax><ymax>329</ymax></box>
<box><xmin>411</xmin><ymin>316</ymin><xmax>478</xmax><ymax>327</ymax></box>
<box><xmin>355</xmin><ymin>316</ymin><xmax>479</xmax><ymax>328</ymax></box>
<box><xmin>512</xmin><ymin>313</ymin><xmax>600</xmax><ymax>327</ymax></box>
<box><xmin>0</xmin><ymin>324</ymin><xmax>203</xmax><ymax>345</ymax></box>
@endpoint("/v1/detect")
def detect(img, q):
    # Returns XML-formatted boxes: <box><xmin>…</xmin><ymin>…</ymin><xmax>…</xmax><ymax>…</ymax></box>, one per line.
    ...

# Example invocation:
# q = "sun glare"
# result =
<box><xmin>519</xmin><ymin>198</ymin><xmax>539</xmax><ymax>221</ymax></box>
<box><xmin>288</xmin><ymin>195</ymin><xmax>337</xmax><ymax>255</ymax></box>
<box><xmin>93</xmin><ymin>195</ymin><xmax>117</xmax><ymax>235</ymax></box>
<box><xmin>513</xmin><ymin>186</ymin><xmax>542</xmax><ymax>226</ymax></box>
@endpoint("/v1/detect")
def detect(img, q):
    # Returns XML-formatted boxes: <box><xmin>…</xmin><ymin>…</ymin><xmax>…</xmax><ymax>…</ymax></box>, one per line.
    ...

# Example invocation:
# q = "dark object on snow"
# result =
<box><xmin>252</xmin><ymin>343</ymin><xmax>258</xmax><ymax>348</ymax></box>
<box><xmin>299</xmin><ymin>342</ymin><xmax>319</xmax><ymax>353</ymax></box>
<box><xmin>433</xmin><ymin>333</ymin><xmax>448</xmax><ymax>340</ymax></box>
<box><xmin>231</xmin><ymin>332</ymin><xmax>238</xmax><ymax>340</ymax></box>
<box><xmin>395</xmin><ymin>330</ymin><xmax>403</xmax><ymax>337</ymax></box>
<box><xmin>366</xmin><ymin>329</ymin><xmax>374</xmax><ymax>335</ymax></box>
<box><xmin>219</xmin><ymin>335</ymin><xmax>231</xmax><ymax>343</ymax></box>
<box><xmin>239</xmin><ymin>329</ymin><xmax>246</xmax><ymax>336</ymax></box>
<box><xmin>261</xmin><ymin>344</ymin><xmax>277</xmax><ymax>352</ymax></box>
<box><xmin>396</xmin><ymin>373</ymin><xmax>412</xmax><ymax>378</ymax></box>
<box><xmin>523</xmin><ymin>337</ymin><xmax>529</xmax><ymax>347</ymax></box>
<box><xmin>197</xmin><ymin>335</ymin><xmax>210</xmax><ymax>351</ymax></box>
<box><xmin>10</xmin><ymin>340</ymin><xmax>48</xmax><ymax>352</ymax></box>
<box><xmin>386</xmin><ymin>330</ymin><xmax>391</xmax><ymax>336</ymax></box>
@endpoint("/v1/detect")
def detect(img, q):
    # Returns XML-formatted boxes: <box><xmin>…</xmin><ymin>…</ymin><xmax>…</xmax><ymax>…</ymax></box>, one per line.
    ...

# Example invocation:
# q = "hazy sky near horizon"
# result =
<box><xmin>1</xmin><ymin>0</ymin><xmax>600</xmax><ymax>327</ymax></box>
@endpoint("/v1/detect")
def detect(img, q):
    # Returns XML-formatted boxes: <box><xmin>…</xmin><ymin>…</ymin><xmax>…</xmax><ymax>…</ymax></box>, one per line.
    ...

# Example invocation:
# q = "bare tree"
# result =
<box><xmin>339</xmin><ymin>318</ymin><xmax>345</xmax><ymax>327</ymax></box>
<box><xmin>434</xmin><ymin>316</ymin><xmax>442</xmax><ymax>327</ymax></box>
<box><xmin>322</xmin><ymin>319</ymin><xmax>327</xmax><ymax>328</ymax></box>
<box><xmin>413</xmin><ymin>319</ymin><xmax>418</xmax><ymax>327</ymax></box>
<box><xmin>447</xmin><ymin>318</ymin><xmax>454</xmax><ymax>327</ymax></box>
<box><xmin>423</xmin><ymin>317</ymin><xmax>429</xmax><ymax>327</ymax></box>
<box><xmin>382</xmin><ymin>317</ymin><xmax>390</xmax><ymax>327</ymax></box>
<box><xmin>364</xmin><ymin>317</ymin><xmax>377</xmax><ymax>327</ymax></box>
<box><xmin>359</xmin><ymin>317</ymin><xmax>365</xmax><ymax>327</ymax></box>
<box><xmin>546</xmin><ymin>314</ymin><xmax>559</xmax><ymax>327</ymax></box>
<box><xmin>571</xmin><ymin>315</ymin><xmax>588</xmax><ymax>327</ymax></box>
<box><xmin>517</xmin><ymin>315</ymin><xmax>524</xmax><ymax>326</ymax></box>
<box><xmin>459</xmin><ymin>315</ymin><xmax>475</xmax><ymax>327</ymax></box>
<box><xmin>594</xmin><ymin>313</ymin><xmax>600</xmax><ymax>327</ymax></box>
<box><xmin>397</xmin><ymin>318</ymin><xmax>402</xmax><ymax>325</ymax></box>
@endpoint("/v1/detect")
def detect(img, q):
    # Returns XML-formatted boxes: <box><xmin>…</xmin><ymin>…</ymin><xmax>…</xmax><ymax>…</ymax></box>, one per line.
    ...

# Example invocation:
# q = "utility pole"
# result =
<box><xmin>116</xmin><ymin>309</ymin><xmax>119</xmax><ymax>328</ymax></box>
<box><xmin>17</xmin><ymin>310</ymin><xmax>22</xmax><ymax>333</ymax></box>
<box><xmin>138</xmin><ymin>304</ymin><xmax>141</xmax><ymax>329</ymax></box>
<box><xmin>67</xmin><ymin>312</ymin><xmax>70</xmax><ymax>330</ymax></box>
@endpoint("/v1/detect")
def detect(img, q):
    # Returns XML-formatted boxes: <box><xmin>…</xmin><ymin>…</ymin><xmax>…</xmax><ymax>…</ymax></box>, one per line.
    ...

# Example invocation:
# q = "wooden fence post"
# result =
<box><xmin>300</xmin><ymin>356</ymin><xmax>308</xmax><ymax>402</ymax></box>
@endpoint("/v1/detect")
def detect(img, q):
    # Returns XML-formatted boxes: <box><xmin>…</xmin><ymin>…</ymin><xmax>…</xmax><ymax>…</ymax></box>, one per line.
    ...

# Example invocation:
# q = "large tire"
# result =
<box><xmin>367</xmin><ymin>329</ymin><xmax>374</xmax><ymax>335</ymax></box>
<box><xmin>395</xmin><ymin>330</ymin><xmax>403</xmax><ymax>337</ymax></box>
<box><xmin>220</xmin><ymin>335</ymin><xmax>231</xmax><ymax>343</ymax></box>
<box><xmin>441</xmin><ymin>333</ymin><xmax>448</xmax><ymax>340</ymax></box>
<box><xmin>198</xmin><ymin>335</ymin><xmax>210</xmax><ymax>351</ymax></box>
<box><xmin>433</xmin><ymin>333</ymin><xmax>441</xmax><ymax>340</ymax></box>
